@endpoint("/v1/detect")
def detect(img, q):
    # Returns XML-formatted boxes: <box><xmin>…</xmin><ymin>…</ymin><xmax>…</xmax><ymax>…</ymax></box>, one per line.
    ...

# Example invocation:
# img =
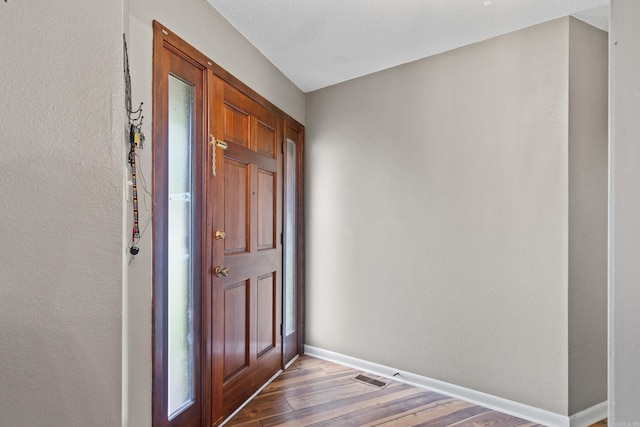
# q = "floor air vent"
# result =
<box><xmin>354</xmin><ymin>374</ymin><xmax>387</xmax><ymax>388</ymax></box>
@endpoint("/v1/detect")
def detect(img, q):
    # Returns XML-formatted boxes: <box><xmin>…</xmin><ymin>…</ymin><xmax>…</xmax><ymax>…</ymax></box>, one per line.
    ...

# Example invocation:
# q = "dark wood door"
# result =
<box><xmin>209</xmin><ymin>74</ymin><xmax>283</xmax><ymax>423</ymax></box>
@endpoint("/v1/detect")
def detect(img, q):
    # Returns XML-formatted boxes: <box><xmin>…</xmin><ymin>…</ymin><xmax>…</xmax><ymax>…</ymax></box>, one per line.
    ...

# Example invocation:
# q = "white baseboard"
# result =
<box><xmin>570</xmin><ymin>401</ymin><xmax>607</xmax><ymax>427</ymax></box>
<box><xmin>304</xmin><ymin>345</ymin><xmax>603</xmax><ymax>427</ymax></box>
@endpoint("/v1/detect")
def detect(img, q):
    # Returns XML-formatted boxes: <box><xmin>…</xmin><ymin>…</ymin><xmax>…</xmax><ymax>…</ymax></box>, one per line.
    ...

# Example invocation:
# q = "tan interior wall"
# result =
<box><xmin>305</xmin><ymin>18</ymin><xmax>571</xmax><ymax>414</ymax></box>
<box><xmin>567</xmin><ymin>17</ymin><xmax>608</xmax><ymax>415</ymax></box>
<box><xmin>0</xmin><ymin>1</ymin><xmax>124</xmax><ymax>426</ymax></box>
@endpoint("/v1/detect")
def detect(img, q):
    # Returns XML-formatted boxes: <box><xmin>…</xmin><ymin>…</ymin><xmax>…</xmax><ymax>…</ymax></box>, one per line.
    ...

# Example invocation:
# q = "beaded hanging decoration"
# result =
<box><xmin>124</xmin><ymin>34</ymin><xmax>145</xmax><ymax>255</ymax></box>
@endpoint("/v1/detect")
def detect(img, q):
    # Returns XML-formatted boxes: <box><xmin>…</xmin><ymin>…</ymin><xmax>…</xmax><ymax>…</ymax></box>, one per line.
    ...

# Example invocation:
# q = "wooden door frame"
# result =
<box><xmin>283</xmin><ymin>120</ymin><xmax>305</xmax><ymax>366</ymax></box>
<box><xmin>151</xmin><ymin>21</ymin><xmax>305</xmax><ymax>427</ymax></box>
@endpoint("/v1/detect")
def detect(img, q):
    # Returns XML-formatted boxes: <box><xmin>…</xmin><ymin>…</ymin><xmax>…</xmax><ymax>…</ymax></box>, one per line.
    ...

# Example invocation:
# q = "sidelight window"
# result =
<box><xmin>167</xmin><ymin>75</ymin><xmax>195</xmax><ymax>417</ymax></box>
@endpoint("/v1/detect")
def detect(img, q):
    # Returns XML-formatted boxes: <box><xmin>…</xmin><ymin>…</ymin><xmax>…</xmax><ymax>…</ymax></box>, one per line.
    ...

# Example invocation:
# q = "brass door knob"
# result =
<box><xmin>214</xmin><ymin>266</ymin><xmax>230</xmax><ymax>277</ymax></box>
<box><xmin>215</xmin><ymin>230</ymin><xmax>226</xmax><ymax>240</ymax></box>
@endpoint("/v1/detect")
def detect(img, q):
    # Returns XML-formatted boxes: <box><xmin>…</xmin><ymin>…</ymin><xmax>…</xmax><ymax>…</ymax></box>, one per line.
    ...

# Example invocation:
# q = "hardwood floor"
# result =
<box><xmin>224</xmin><ymin>356</ymin><xmax>547</xmax><ymax>427</ymax></box>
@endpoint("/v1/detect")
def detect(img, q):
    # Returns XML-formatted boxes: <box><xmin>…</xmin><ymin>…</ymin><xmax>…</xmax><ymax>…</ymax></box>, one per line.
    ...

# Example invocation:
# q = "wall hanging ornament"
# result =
<box><xmin>124</xmin><ymin>34</ymin><xmax>145</xmax><ymax>256</ymax></box>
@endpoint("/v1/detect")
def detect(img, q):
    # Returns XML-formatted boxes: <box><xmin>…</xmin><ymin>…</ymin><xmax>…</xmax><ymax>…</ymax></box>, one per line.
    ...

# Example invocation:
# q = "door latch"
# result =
<box><xmin>214</xmin><ymin>266</ymin><xmax>230</xmax><ymax>277</ymax></box>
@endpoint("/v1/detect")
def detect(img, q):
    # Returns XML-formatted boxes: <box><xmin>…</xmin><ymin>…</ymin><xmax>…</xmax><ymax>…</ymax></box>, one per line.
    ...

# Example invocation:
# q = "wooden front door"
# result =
<box><xmin>209</xmin><ymin>74</ymin><xmax>283</xmax><ymax>423</ymax></box>
<box><xmin>153</xmin><ymin>23</ymin><xmax>304</xmax><ymax>427</ymax></box>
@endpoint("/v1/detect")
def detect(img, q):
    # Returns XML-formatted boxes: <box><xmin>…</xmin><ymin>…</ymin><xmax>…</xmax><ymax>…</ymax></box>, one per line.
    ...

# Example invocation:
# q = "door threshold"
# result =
<box><xmin>285</xmin><ymin>354</ymin><xmax>300</xmax><ymax>370</ymax></box>
<box><xmin>218</xmin><ymin>369</ymin><xmax>283</xmax><ymax>427</ymax></box>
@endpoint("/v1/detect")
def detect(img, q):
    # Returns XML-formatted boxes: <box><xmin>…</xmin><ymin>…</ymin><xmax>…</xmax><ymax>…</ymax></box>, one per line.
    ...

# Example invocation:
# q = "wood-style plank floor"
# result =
<box><xmin>224</xmin><ymin>355</ymin><xmax>546</xmax><ymax>427</ymax></box>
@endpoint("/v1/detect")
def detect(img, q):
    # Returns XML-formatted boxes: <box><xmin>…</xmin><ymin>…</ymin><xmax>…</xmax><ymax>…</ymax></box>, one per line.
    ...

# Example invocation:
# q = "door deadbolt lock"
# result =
<box><xmin>214</xmin><ymin>266</ymin><xmax>230</xmax><ymax>277</ymax></box>
<box><xmin>215</xmin><ymin>230</ymin><xmax>226</xmax><ymax>240</ymax></box>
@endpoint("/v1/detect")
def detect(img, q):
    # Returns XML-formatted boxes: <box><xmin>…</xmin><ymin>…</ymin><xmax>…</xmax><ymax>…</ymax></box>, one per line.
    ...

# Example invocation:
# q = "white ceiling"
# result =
<box><xmin>206</xmin><ymin>0</ymin><xmax>609</xmax><ymax>93</ymax></box>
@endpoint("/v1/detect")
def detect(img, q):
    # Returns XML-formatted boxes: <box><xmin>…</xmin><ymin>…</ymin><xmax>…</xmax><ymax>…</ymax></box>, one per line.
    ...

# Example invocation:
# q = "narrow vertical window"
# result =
<box><xmin>167</xmin><ymin>75</ymin><xmax>194</xmax><ymax>417</ymax></box>
<box><xmin>284</xmin><ymin>138</ymin><xmax>297</xmax><ymax>335</ymax></box>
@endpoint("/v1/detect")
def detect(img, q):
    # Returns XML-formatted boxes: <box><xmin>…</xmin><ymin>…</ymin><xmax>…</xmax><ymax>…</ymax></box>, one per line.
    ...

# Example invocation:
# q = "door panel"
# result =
<box><xmin>223</xmin><ymin>103</ymin><xmax>250</xmax><ymax>148</ymax></box>
<box><xmin>257</xmin><ymin>169</ymin><xmax>276</xmax><ymax>250</ymax></box>
<box><xmin>209</xmin><ymin>74</ymin><xmax>283</xmax><ymax>422</ymax></box>
<box><xmin>255</xmin><ymin>119</ymin><xmax>277</xmax><ymax>157</ymax></box>
<box><xmin>256</xmin><ymin>273</ymin><xmax>276</xmax><ymax>357</ymax></box>
<box><xmin>222</xmin><ymin>280</ymin><xmax>249</xmax><ymax>380</ymax></box>
<box><xmin>224</xmin><ymin>159</ymin><xmax>249</xmax><ymax>254</ymax></box>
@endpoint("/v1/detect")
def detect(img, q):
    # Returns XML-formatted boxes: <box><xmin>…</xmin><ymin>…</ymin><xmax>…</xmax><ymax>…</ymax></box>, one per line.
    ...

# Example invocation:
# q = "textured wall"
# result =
<box><xmin>0</xmin><ymin>1</ymin><xmax>124</xmax><ymax>426</ymax></box>
<box><xmin>609</xmin><ymin>0</ymin><xmax>640</xmax><ymax>423</ymax></box>
<box><xmin>567</xmin><ymin>18</ymin><xmax>608</xmax><ymax>415</ymax></box>
<box><xmin>125</xmin><ymin>1</ymin><xmax>305</xmax><ymax>425</ymax></box>
<box><xmin>305</xmin><ymin>19</ymin><xmax>571</xmax><ymax>415</ymax></box>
